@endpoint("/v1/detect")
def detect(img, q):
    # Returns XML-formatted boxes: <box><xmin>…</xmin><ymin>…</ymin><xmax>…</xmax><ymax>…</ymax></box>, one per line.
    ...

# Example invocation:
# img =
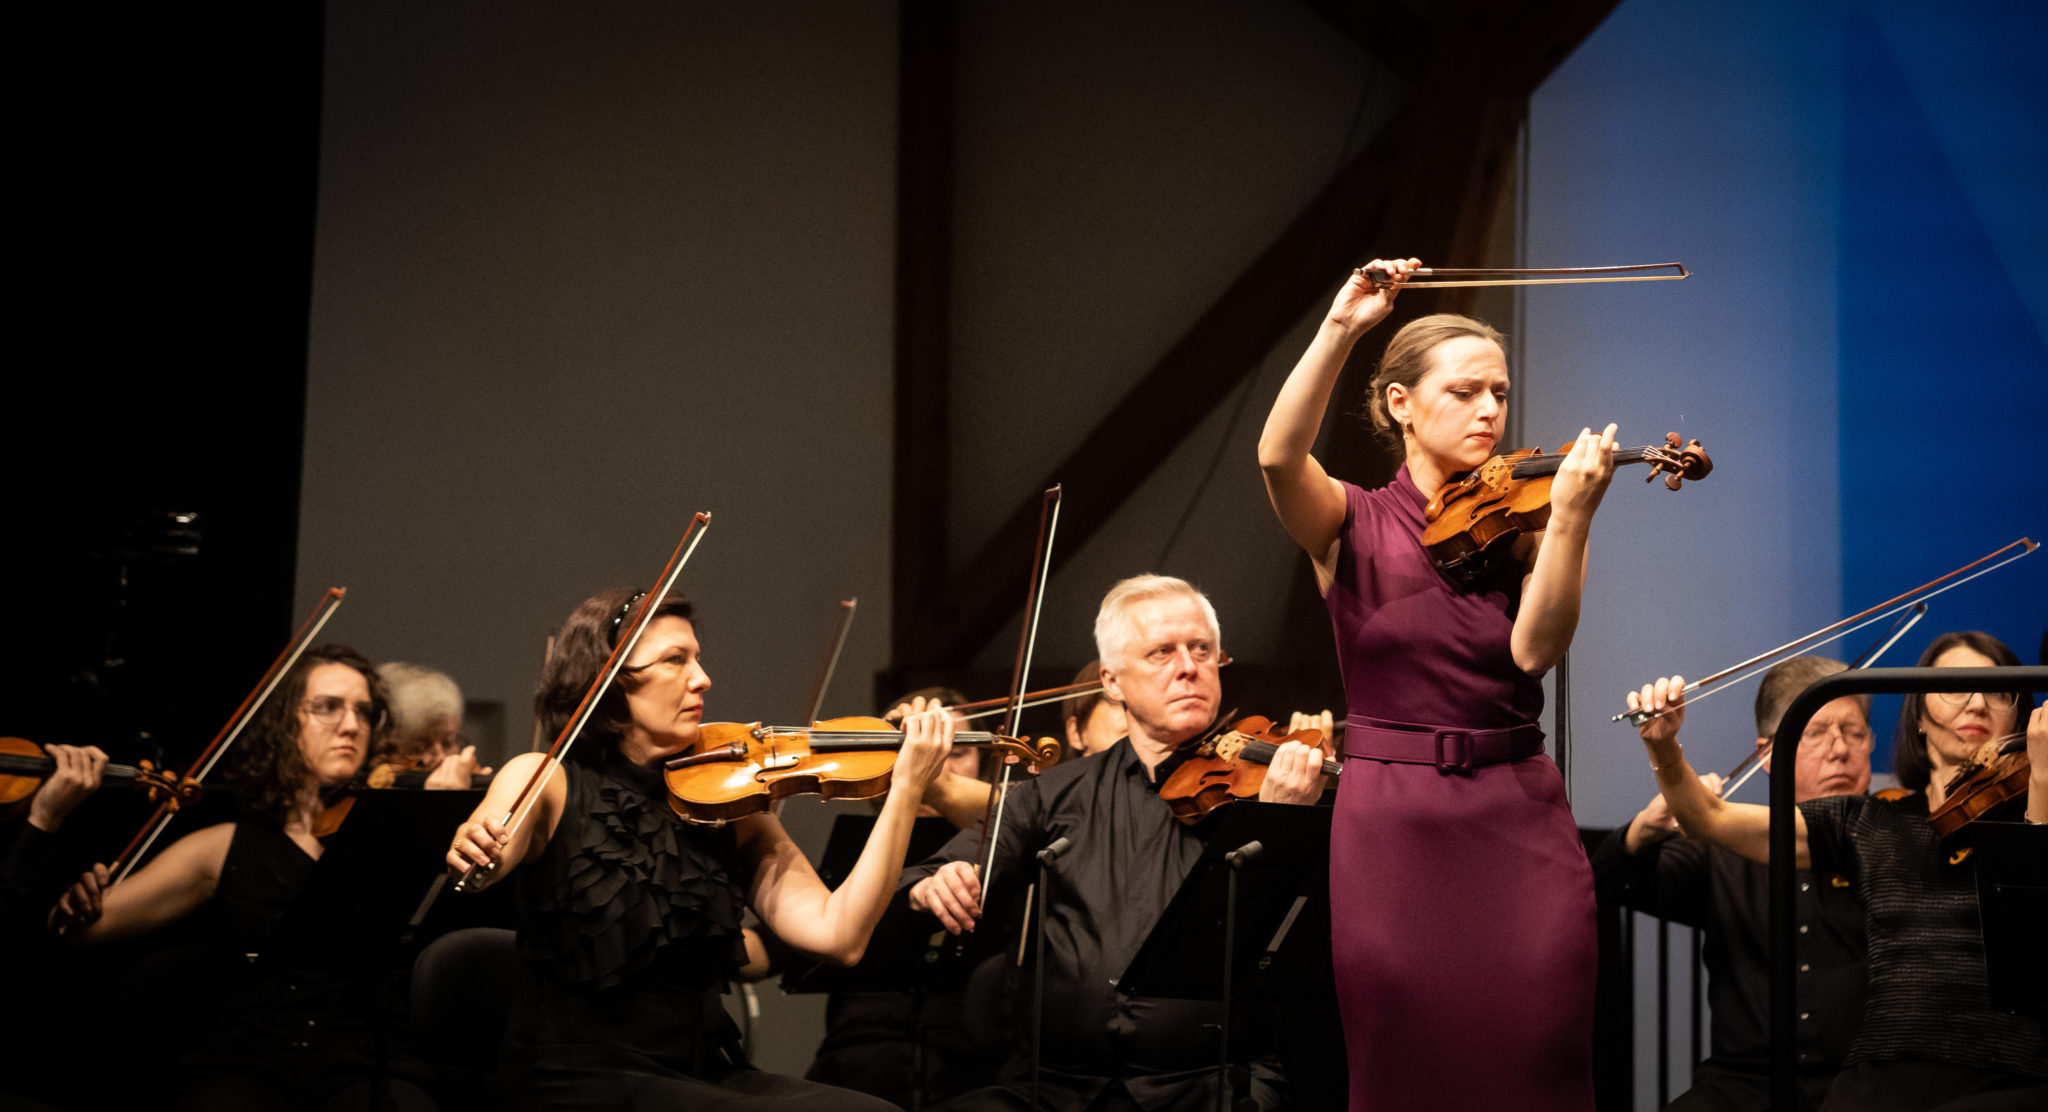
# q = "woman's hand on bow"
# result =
<box><xmin>1326</xmin><ymin>257</ymin><xmax>1419</xmax><ymax>338</ymax></box>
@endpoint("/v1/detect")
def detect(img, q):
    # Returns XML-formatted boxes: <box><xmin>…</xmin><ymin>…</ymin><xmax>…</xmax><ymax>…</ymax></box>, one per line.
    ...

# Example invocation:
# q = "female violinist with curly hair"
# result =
<box><xmin>50</xmin><ymin>643</ymin><xmax>440</xmax><ymax>1111</ymax></box>
<box><xmin>1258</xmin><ymin>259</ymin><xmax>1618</xmax><ymax>1109</ymax></box>
<box><xmin>446</xmin><ymin>588</ymin><xmax>954</xmax><ymax>1110</ymax></box>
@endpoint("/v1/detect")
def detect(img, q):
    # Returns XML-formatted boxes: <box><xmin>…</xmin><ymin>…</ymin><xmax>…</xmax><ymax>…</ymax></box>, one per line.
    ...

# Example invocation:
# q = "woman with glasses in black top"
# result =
<box><xmin>47</xmin><ymin>643</ymin><xmax>443</xmax><ymax>1111</ymax></box>
<box><xmin>1628</xmin><ymin>630</ymin><xmax>2047</xmax><ymax>1111</ymax></box>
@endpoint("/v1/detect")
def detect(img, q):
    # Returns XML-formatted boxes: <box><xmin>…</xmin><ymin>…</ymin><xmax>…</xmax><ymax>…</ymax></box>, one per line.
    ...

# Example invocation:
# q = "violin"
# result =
<box><xmin>0</xmin><ymin>736</ymin><xmax>201</xmax><ymax>817</ymax></box>
<box><xmin>662</xmin><ymin>716</ymin><xmax>1062</xmax><ymax>826</ymax></box>
<box><xmin>1929</xmin><ymin>733</ymin><xmax>2031</xmax><ymax>840</ymax></box>
<box><xmin>1158</xmin><ymin>716</ymin><xmax>1340</xmax><ymax>826</ymax></box>
<box><xmin>1422</xmin><ymin>431</ymin><xmax>1711</xmax><ymax>586</ymax></box>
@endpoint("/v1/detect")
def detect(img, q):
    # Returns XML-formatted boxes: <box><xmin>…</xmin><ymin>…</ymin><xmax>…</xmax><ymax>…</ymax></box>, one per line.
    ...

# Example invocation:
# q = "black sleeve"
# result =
<box><xmin>1797</xmin><ymin>794</ymin><xmax>1864</xmax><ymax>880</ymax></box>
<box><xmin>1589</xmin><ymin>825</ymin><xmax>1713</xmax><ymax>927</ymax></box>
<box><xmin>0</xmin><ymin>823</ymin><xmax>66</xmax><ymax>945</ymax></box>
<box><xmin>898</xmin><ymin>774</ymin><xmax>1045</xmax><ymax>911</ymax></box>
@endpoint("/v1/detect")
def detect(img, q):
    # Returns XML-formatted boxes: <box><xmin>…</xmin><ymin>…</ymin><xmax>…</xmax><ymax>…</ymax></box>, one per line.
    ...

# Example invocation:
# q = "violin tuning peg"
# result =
<box><xmin>1665</xmin><ymin>473</ymin><xmax>1684</xmax><ymax>492</ymax></box>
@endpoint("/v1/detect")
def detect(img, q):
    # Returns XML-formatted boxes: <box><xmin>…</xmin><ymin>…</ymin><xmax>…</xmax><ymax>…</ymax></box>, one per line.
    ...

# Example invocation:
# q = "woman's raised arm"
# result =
<box><xmin>1630</xmin><ymin>676</ymin><xmax>1810</xmax><ymax>869</ymax></box>
<box><xmin>1258</xmin><ymin>259</ymin><xmax>1416</xmax><ymax>583</ymax></box>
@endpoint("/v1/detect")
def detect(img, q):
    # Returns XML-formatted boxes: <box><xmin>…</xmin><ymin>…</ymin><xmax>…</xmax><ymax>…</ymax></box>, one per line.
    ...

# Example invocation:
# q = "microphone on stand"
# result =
<box><xmin>1033</xmin><ymin>834</ymin><xmax>1074</xmax><ymax>1109</ymax></box>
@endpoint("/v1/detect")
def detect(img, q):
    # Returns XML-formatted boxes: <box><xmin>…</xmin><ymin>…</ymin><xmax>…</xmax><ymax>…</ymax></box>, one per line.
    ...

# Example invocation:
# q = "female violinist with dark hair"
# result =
<box><xmin>1889</xmin><ymin>630</ymin><xmax>2033</xmax><ymax>804</ymax></box>
<box><xmin>1258</xmin><ymin>259</ymin><xmax>1616</xmax><ymax>1109</ymax></box>
<box><xmin>1629</xmin><ymin>631</ymin><xmax>2047</xmax><ymax>1111</ymax></box>
<box><xmin>48</xmin><ymin>643</ymin><xmax>441</xmax><ymax>1111</ymax></box>
<box><xmin>446</xmin><ymin>588</ymin><xmax>953</xmax><ymax>1110</ymax></box>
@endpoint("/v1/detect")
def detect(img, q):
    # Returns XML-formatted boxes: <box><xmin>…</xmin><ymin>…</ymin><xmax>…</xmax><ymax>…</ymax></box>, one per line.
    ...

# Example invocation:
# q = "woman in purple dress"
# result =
<box><xmin>1257</xmin><ymin>258</ymin><xmax>1618</xmax><ymax>1109</ymax></box>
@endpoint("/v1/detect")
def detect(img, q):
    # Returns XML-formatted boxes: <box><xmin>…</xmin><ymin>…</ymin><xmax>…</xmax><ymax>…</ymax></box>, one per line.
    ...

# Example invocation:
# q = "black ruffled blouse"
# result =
<box><xmin>507</xmin><ymin>754</ymin><xmax>752</xmax><ymax>1078</ymax></box>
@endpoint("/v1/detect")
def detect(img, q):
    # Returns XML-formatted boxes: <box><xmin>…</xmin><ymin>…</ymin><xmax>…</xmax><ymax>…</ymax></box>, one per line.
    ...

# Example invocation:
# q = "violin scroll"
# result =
<box><xmin>133</xmin><ymin>761</ymin><xmax>203</xmax><ymax>811</ymax></box>
<box><xmin>990</xmin><ymin>733</ymin><xmax>1063</xmax><ymax>771</ymax></box>
<box><xmin>1642</xmin><ymin>432</ymin><xmax>1712</xmax><ymax>492</ymax></box>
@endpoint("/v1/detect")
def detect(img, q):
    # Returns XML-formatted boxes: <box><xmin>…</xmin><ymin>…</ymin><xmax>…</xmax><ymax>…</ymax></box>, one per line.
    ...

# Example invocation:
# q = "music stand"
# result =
<box><xmin>1969</xmin><ymin>820</ymin><xmax>2046</xmax><ymax>1021</ymax></box>
<box><xmin>782</xmin><ymin>814</ymin><xmax>1003</xmax><ymax>1110</ymax></box>
<box><xmin>269</xmin><ymin>790</ymin><xmax>489</xmax><ymax>958</ymax></box>
<box><xmin>781</xmin><ymin>814</ymin><xmax>989</xmax><ymax>994</ymax></box>
<box><xmin>265</xmin><ymin>790</ymin><xmax>485</xmax><ymax>1106</ymax></box>
<box><xmin>1114</xmin><ymin>803</ymin><xmax>1333</xmax><ymax>1112</ymax></box>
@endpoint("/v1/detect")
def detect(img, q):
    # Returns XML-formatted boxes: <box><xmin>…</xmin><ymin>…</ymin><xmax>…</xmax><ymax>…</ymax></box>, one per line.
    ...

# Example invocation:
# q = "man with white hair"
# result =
<box><xmin>903</xmin><ymin>574</ymin><xmax>1322</xmax><ymax>1111</ymax></box>
<box><xmin>372</xmin><ymin>661</ymin><xmax>490</xmax><ymax>789</ymax></box>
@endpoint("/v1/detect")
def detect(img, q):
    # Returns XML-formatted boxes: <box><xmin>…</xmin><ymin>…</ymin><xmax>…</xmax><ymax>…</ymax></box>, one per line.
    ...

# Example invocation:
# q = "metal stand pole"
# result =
<box><xmin>1221</xmin><ymin>840</ymin><xmax>1263</xmax><ymax>1112</ymax></box>
<box><xmin>1032</xmin><ymin>837</ymin><xmax>1070</xmax><ymax>1111</ymax></box>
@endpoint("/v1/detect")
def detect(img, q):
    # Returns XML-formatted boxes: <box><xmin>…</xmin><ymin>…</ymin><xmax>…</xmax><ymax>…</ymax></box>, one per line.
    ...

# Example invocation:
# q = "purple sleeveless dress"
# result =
<box><xmin>1325</xmin><ymin>466</ymin><xmax>1595</xmax><ymax>1110</ymax></box>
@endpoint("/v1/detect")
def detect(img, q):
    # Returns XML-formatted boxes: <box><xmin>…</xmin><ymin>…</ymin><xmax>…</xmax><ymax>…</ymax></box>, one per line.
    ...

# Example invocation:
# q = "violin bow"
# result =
<box><xmin>455</xmin><ymin>512</ymin><xmax>712</xmax><ymax>893</ymax></box>
<box><xmin>109</xmin><ymin>587</ymin><xmax>347</xmax><ymax>884</ymax></box>
<box><xmin>951</xmin><ymin>655</ymin><xmax>1232</xmax><ymax>725</ymax></box>
<box><xmin>1358</xmin><ymin>262</ymin><xmax>1688</xmax><ymax>289</ymax></box>
<box><xmin>1718</xmin><ymin>602</ymin><xmax>1927</xmax><ymax>801</ymax></box>
<box><xmin>1616</xmin><ymin>537</ymin><xmax>2037</xmax><ymax>727</ymax></box>
<box><xmin>972</xmin><ymin>485</ymin><xmax>1062</xmax><ymax>903</ymax></box>
<box><xmin>799</xmin><ymin>599</ymin><xmax>859</xmax><ymax>725</ymax></box>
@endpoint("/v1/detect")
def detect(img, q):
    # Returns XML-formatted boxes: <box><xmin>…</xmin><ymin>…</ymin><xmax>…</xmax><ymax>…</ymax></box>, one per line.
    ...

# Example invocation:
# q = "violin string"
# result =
<box><xmin>1715</xmin><ymin>605</ymin><xmax>1926</xmax><ymax>803</ymax></box>
<box><xmin>1629</xmin><ymin>603</ymin><xmax>1915</xmax><ymax>725</ymax></box>
<box><xmin>1620</xmin><ymin>543</ymin><xmax>2035</xmax><ymax>725</ymax></box>
<box><xmin>957</xmin><ymin>691</ymin><xmax>1081</xmax><ymax>723</ymax></box>
<box><xmin>1395</xmin><ymin>274</ymin><xmax>1689</xmax><ymax>288</ymax></box>
<box><xmin>980</xmin><ymin>489</ymin><xmax>1063</xmax><ymax>904</ymax></box>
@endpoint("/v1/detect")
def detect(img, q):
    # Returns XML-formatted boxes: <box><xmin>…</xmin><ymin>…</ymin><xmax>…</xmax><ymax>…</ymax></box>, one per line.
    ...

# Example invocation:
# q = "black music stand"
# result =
<box><xmin>266</xmin><ymin>790</ymin><xmax>486</xmax><ymax>1107</ymax></box>
<box><xmin>1115</xmin><ymin>803</ymin><xmax>1333</xmax><ymax>1112</ymax></box>
<box><xmin>1970</xmin><ymin>820</ymin><xmax>2046</xmax><ymax>1022</ymax></box>
<box><xmin>782</xmin><ymin>814</ymin><xmax>987</xmax><ymax>994</ymax></box>
<box><xmin>271</xmin><ymin>789</ymin><xmax>483</xmax><ymax>956</ymax></box>
<box><xmin>782</xmin><ymin>815</ymin><xmax>1003</xmax><ymax>1110</ymax></box>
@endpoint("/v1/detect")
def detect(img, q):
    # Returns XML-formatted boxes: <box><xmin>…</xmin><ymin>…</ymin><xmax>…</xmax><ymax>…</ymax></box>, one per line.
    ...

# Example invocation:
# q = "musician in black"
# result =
<box><xmin>46</xmin><ymin>644</ymin><xmax>443</xmax><ymax>1111</ymax></box>
<box><xmin>903</xmin><ymin>574</ymin><xmax>1323</xmax><ymax>1112</ymax></box>
<box><xmin>1594</xmin><ymin>656</ymin><xmax>1871</xmax><ymax>1110</ymax></box>
<box><xmin>1627</xmin><ymin>631</ymin><xmax>2047</xmax><ymax>1112</ymax></box>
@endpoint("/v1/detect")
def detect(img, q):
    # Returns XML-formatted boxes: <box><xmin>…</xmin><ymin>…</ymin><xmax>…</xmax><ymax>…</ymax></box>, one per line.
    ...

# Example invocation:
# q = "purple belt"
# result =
<box><xmin>1342</xmin><ymin>714</ymin><xmax>1545</xmax><ymax>775</ymax></box>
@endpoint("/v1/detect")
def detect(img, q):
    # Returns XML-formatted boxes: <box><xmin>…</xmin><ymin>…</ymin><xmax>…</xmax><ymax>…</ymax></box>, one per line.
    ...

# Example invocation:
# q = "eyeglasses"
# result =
<box><xmin>1928</xmin><ymin>690</ymin><xmax>2018</xmax><ymax>710</ymax></box>
<box><xmin>1800</xmin><ymin>721</ymin><xmax>1874</xmax><ymax>751</ymax></box>
<box><xmin>303</xmin><ymin>695</ymin><xmax>386</xmax><ymax>729</ymax></box>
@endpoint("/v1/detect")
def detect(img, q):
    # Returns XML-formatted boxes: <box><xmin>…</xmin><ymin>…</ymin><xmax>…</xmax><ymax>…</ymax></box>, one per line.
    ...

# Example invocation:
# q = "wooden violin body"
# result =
<box><xmin>1421</xmin><ymin>432</ymin><xmax>1711</xmax><ymax>587</ymax></box>
<box><xmin>1930</xmin><ymin>740</ymin><xmax>2031</xmax><ymax>840</ymax></box>
<box><xmin>662</xmin><ymin>716</ymin><xmax>1062</xmax><ymax>826</ymax></box>
<box><xmin>1159</xmin><ymin>716</ymin><xmax>1339</xmax><ymax>826</ymax></box>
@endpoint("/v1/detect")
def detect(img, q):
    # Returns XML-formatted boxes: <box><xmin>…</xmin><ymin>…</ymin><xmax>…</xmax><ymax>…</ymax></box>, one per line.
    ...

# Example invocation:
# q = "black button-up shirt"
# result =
<box><xmin>1591</xmin><ymin>820</ymin><xmax>1867</xmax><ymax>1099</ymax></box>
<box><xmin>900</xmin><ymin>738</ymin><xmax>1247</xmax><ymax>1111</ymax></box>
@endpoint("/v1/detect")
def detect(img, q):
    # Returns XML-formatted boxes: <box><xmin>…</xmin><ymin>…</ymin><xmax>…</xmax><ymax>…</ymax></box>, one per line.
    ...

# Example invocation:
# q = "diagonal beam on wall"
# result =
<box><xmin>901</xmin><ymin>94</ymin><xmax>1481</xmax><ymax>669</ymax></box>
<box><xmin>899</xmin><ymin>0</ymin><xmax>1623</xmax><ymax>673</ymax></box>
